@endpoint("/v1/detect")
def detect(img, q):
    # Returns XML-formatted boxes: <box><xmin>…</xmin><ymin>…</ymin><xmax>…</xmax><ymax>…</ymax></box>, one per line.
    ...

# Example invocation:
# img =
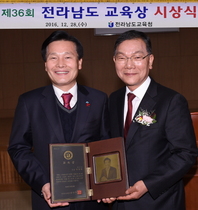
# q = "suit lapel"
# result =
<box><xmin>71</xmin><ymin>85</ymin><xmax>90</xmax><ymax>142</ymax></box>
<box><xmin>125</xmin><ymin>80</ymin><xmax>158</xmax><ymax>149</ymax></box>
<box><xmin>116</xmin><ymin>88</ymin><xmax>126</xmax><ymax>136</ymax></box>
<box><xmin>41</xmin><ymin>85</ymin><xmax>65</xmax><ymax>143</ymax></box>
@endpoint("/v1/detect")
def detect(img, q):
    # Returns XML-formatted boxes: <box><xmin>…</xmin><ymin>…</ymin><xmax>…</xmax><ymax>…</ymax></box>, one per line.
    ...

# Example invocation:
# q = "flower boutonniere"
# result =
<box><xmin>135</xmin><ymin>109</ymin><xmax>157</xmax><ymax>126</ymax></box>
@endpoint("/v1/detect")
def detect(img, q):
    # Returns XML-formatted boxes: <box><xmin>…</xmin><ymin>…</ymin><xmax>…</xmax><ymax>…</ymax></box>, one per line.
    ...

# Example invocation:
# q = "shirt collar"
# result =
<box><xmin>53</xmin><ymin>83</ymin><xmax>78</xmax><ymax>106</ymax></box>
<box><xmin>126</xmin><ymin>76</ymin><xmax>151</xmax><ymax>100</ymax></box>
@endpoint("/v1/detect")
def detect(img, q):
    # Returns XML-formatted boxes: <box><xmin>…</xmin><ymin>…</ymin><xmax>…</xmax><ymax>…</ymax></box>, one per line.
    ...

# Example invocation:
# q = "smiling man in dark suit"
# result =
<box><xmin>103</xmin><ymin>30</ymin><xmax>198</xmax><ymax>210</ymax></box>
<box><xmin>8</xmin><ymin>30</ymin><xmax>109</xmax><ymax>210</ymax></box>
<box><xmin>100</xmin><ymin>157</ymin><xmax>117</xmax><ymax>182</ymax></box>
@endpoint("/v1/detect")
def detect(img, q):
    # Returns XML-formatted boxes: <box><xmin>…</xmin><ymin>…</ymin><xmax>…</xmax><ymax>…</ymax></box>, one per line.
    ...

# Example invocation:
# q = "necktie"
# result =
<box><xmin>124</xmin><ymin>93</ymin><xmax>136</xmax><ymax>139</ymax></box>
<box><xmin>61</xmin><ymin>93</ymin><xmax>73</xmax><ymax>110</ymax></box>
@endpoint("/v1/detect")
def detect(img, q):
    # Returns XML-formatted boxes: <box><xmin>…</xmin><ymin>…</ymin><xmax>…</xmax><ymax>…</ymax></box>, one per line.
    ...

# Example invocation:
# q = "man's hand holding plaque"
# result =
<box><xmin>42</xmin><ymin>183</ymin><xmax>70</xmax><ymax>207</ymax></box>
<box><xmin>98</xmin><ymin>180</ymin><xmax>148</xmax><ymax>204</ymax></box>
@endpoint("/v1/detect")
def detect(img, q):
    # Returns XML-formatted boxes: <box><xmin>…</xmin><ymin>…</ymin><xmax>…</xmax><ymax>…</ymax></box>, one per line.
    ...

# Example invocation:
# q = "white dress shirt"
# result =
<box><xmin>123</xmin><ymin>77</ymin><xmax>151</xmax><ymax>127</ymax></box>
<box><xmin>53</xmin><ymin>83</ymin><xmax>77</xmax><ymax>108</ymax></box>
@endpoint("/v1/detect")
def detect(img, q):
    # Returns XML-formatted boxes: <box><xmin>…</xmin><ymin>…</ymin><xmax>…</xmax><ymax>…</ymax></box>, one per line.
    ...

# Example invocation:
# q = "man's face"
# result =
<box><xmin>104</xmin><ymin>160</ymin><xmax>111</xmax><ymax>168</ymax></box>
<box><xmin>113</xmin><ymin>38</ymin><xmax>154</xmax><ymax>91</ymax></box>
<box><xmin>45</xmin><ymin>40</ymin><xmax>82</xmax><ymax>91</ymax></box>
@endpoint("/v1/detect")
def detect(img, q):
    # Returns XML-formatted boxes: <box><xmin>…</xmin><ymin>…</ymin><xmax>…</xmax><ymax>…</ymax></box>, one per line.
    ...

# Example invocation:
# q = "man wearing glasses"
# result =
<box><xmin>103</xmin><ymin>30</ymin><xmax>197</xmax><ymax>210</ymax></box>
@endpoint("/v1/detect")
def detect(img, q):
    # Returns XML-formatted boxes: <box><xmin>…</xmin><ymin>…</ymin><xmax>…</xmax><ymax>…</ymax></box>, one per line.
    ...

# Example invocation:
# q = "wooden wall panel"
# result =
<box><xmin>0</xmin><ymin>118</ymin><xmax>29</xmax><ymax>191</ymax></box>
<box><xmin>23</xmin><ymin>62</ymin><xmax>50</xmax><ymax>91</ymax></box>
<box><xmin>157</xmin><ymin>56</ymin><xmax>182</xmax><ymax>93</ymax></box>
<box><xmin>88</xmin><ymin>31</ymin><xmax>119</xmax><ymax>94</ymax></box>
<box><xmin>180</xmin><ymin>28</ymin><xmax>198</xmax><ymax>56</ymax></box>
<box><xmin>0</xmin><ymin>70</ymin><xmax>3</xmax><ymax>111</ymax></box>
<box><xmin>22</xmin><ymin>29</ymin><xmax>46</xmax><ymax>63</ymax></box>
<box><xmin>0</xmin><ymin>30</ymin><xmax>23</xmax><ymax>64</ymax></box>
<box><xmin>1</xmin><ymin>63</ymin><xmax>25</xmax><ymax>107</ymax></box>
<box><xmin>184</xmin><ymin>175</ymin><xmax>198</xmax><ymax>210</ymax></box>
<box><xmin>181</xmin><ymin>55</ymin><xmax>198</xmax><ymax>101</ymax></box>
<box><xmin>156</xmin><ymin>32</ymin><xmax>180</xmax><ymax>57</ymax></box>
<box><xmin>0</xmin><ymin>148</ymin><xmax>30</xmax><ymax>191</ymax></box>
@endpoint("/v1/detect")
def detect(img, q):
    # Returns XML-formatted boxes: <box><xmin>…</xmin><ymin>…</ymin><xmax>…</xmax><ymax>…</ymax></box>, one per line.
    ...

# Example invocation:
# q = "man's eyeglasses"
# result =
<box><xmin>114</xmin><ymin>53</ymin><xmax>151</xmax><ymax>64</ymax></box>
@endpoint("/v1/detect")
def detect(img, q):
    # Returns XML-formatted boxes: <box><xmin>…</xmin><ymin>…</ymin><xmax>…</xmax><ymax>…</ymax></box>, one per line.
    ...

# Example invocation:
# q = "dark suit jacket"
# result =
<box><xmin>100</xmin><ymin>166</ymin><xmax>117</xmax><ymax>181</ymax></box>
<box><xmin>8</xmin><ymin>84</ymin><xmax>109</xmax><ymax>210</ymax></box>
<box><xmin>109</xmin><ymin>79</ymin><xmax>198</xmax><ymax>210</ymax></box>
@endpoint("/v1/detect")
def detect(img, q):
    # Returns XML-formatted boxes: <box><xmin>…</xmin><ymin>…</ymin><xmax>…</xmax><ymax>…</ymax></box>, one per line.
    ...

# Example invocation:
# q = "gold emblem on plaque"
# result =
<box><xmin>64</xmin><ymin>151</ymin><xmax>73</xmax><ymax>160</ymax></box>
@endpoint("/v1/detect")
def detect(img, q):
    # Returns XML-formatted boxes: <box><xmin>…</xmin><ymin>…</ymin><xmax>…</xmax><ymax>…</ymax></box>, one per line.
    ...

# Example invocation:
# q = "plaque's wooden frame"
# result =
<box><xmin>50</xmin><ymin>137</ymin><xmax>129</xmax><ymax>203</ymax></box>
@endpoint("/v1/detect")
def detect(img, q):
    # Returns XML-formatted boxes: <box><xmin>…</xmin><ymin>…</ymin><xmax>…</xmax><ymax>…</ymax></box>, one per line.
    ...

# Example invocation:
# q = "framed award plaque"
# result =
<box><xmin>50</xmin><ymin>137</ymin><xmax>129</xmax><ymax>203</ymax></box>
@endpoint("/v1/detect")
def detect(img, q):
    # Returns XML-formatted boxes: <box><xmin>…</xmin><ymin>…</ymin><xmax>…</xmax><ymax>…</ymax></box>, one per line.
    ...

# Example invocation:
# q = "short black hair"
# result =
<box><xmin>114</xmin><ymin>30</ymin><xmax>152</xmax><ymax>55</ymax></box>
<box><xmin>41</xmin><ymin>30</ymin><xmax>83</xmax><ymax>61</ymax></box>
<box><xmin>104</xmin><ymin>157</ymin><xmax>111</xmax><ymax>162</ymax></box>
